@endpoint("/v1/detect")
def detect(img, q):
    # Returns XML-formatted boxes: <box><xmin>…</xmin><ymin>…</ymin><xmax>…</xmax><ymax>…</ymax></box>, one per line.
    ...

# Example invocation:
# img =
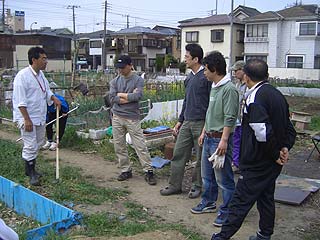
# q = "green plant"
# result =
<box><xmin>310</xmin><ymin>116</ymin><xmax>320</xmax><ymax>131</ymax></box>
<box><xmin>0</xmin><ymin>106</ymin><xmax>13</xmax><ymax>119</ymax></box>
<box><xmin>155</xmin><ymin>56</ymin><xmax>164</xmax><ymax>72</ymax></box>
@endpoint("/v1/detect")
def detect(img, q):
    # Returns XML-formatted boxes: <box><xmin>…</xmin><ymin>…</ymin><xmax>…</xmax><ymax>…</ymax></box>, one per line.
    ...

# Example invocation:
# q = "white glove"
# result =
<box><xmin>208</xmin><ymin>149</ymin><xmax>226</xmax><ymax>169</ymax></box>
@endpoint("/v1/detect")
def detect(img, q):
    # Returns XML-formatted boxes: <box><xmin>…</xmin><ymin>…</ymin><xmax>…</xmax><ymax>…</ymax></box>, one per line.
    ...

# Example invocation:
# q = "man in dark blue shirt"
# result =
<box><xmin>160</xmin><ymin>43</ymin><xmax>211</xmax><ymax>198</ymax></box>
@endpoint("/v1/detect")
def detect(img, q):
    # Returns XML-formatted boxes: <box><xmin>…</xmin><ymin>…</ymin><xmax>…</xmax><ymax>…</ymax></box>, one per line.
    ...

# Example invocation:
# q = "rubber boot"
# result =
<box><xmin>249</xmin><ymin>232</ymin><xmax>271</xmax><ymax>240</ymax></box>
<box><xmin>25</xmin><ymin>159</ymin><xmax>42</xmax><ymax>177</ymax></box>
<box><xmin>26</xmin><ymin>160</ymin><xmax>40</xmax><ymax>186</ymax></box>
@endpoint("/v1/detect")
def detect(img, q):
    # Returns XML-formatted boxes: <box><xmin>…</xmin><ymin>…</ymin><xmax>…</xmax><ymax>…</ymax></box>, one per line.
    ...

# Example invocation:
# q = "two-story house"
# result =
<box><xmin>152</xmin><ymin>25</ymin><xmax>181</xmax><ymax>61</ymax></box>
<box><xmin>244</xmin><ymin>4</ymin><xmax>320</xmax><ymax>79</ymax></box>
<box><xmin>179</xmin><ymin>6</ymin><xmax>260</xmax><ymax>66</ymax></box>
<box><xmin>110</xmin><ymin>26</ymin><xmax>171</xmax><ymax>72</ymax></box>
<box><xmin>77</xmin><ymin>30</ymin><xmax>114</xmax><ymax>69</ymax></box>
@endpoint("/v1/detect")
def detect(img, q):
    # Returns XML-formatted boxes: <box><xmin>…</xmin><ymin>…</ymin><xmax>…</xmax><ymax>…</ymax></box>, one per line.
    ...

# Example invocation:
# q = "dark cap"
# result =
<box><xmin>115</xmin><ymin>55</ymin><xmax>132</xmax><ymax>68</ymax></box>
<box><xmin>231</xmin><ymin>60</ymin><xmax>245</xmax><ymax>71</ymax></box>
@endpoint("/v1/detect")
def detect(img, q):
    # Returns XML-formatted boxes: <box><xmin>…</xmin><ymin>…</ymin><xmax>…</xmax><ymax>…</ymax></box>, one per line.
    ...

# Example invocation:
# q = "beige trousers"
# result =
<box><xmin>112</xmin><ymin>114</ymin><xmax>152</xmax><ymax>173</ymax></box>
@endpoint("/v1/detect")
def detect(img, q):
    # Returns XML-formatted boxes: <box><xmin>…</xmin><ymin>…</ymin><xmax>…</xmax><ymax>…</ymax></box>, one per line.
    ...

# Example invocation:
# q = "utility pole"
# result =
<box><xmin>126</xmin><ymin>15</ymin><xmax>129</xmax><ymax>28</ymax></box>
<box><xmin>67</xmin><ymin>5</ymin><xmax>80</xmax><ymax>87</ymax></box>
<box><xmin>102</xmin><ymin>0</ymin><xmax>107</xmax><ymax>71</ymax></box>
<box><xmin>215</xmin><ymin>0</ymin><xmax>218</xmax><ymax>15</ymax></box>
<box><xmin>2</xmin><ymin>0</ymin><xmax>5</xmax><ymax>29</ymax></box>
<box><xmin>229</xmin><ymin>0</ymin><xmax>234</xmax><ymax>72</ymax></box>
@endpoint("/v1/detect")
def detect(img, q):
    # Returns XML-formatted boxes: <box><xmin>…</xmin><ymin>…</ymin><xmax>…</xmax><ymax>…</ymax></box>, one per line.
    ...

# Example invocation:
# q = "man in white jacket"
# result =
<box><xmin>13</xmin><ymin>47</ymin><xmax>61</xmax><ymax>186</ymax></box>
<box><xmin>0</xmin><ymin>218</ymin><xmax>19</xmax><ymax>240</ymax></box>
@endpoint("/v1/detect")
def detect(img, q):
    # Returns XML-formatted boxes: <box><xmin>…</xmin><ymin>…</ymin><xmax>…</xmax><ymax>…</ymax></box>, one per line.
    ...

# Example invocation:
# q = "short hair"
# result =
<box><xmin>28</xmin><ymin>47</ymin><xmax>46</xmax><ymax>65</ymax></box>
<box><xmin>185</xmin><ymin>43</ymin><xmax>203</xmax><ymax>63</ymax></box>
<box><xmin>203</xmin><ymin>51</ymin><xmax>226</xmax><ymax>76</ymax></box>
<box><xmin>243</xmin><ymin>59</ymin><xmax>268</xmax><ymax>82</ymax></box>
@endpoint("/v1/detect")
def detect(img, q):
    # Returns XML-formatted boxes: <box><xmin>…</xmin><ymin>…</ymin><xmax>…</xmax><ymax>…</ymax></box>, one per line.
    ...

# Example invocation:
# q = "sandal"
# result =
<box><xmin>160</xmin><ymin>186</ymin><xmax>182</xmax><ymax>196</ymax></box>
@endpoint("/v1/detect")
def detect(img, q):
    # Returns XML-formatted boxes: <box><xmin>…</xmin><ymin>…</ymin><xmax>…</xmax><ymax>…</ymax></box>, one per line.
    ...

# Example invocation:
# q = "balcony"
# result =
<box><xmin>245</xmin><ymin>37</ymin><xmax>269</xmax><ymax>43</ymax></box>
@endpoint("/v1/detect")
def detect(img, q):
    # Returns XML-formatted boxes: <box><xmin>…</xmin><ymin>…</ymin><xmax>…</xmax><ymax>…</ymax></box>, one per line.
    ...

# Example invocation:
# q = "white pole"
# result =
<box><xmin>56</xmin><ymin>108</ymin><xmax>60</xmax><ymax>180</ymax></box>
<box><xmin>16</xmin><ymin>105</ymin><xmax>79</xmax><ymax>142</ymax></box>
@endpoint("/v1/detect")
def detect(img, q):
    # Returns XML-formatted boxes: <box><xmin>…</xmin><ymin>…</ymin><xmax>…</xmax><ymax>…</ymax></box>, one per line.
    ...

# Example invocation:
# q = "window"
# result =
<box><xmin>186</xmin><ymin>31</ymin><xmax>199</xmax><ymax>43</ymax></box>
<box><xmin>236</xmin><ymin>30</ymin><xmax>244</xmax><ymax>43</ymax></box>
<box><xmin>211</xmin><ymin>29</ymin><xmax>224</xmax><ymax>42</ymax></box>
<box><xmin>299</xmin><ymin>22</ymin><xmax>316</xmax><ymax>36</ymax></box>
<box><xmin>90</xmin><ymin>40</ymin><xmax>102</xmax><ymax>48</ymax></box>
<box><xmin>286</xmin><ymin>56</ymin><xmax>303</xmax><ymax>68</ymax></box>
<box><xmin>128</xmin><ymin>39</ymin><xmax>137</xmax><ymax>52</ymax></box>
<box><xmin>245</xmin><ymin>55</ymin><xmax>267</xmax><ymax>62</ymax></box>
<box><xmin>149</xmin><ymin>58</ymin><xmax>156</xmax><ymax>67</ymax></box>
<box><xmin>314</xmin><ymin>56</ymin><xmax>320</xmax><ymax>69</ymax></box>
<box><xmin>246</xmin><ymin>24</ymin><xmax>268</xmax><ymax>37</ymax></box>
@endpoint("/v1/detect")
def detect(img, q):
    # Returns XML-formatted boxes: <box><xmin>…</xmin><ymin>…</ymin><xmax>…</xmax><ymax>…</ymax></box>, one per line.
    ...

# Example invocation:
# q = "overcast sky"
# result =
<box><xmin>6</xmin><ymin>0</ymin><xmax>320</xmax><ymax>33</ymax></box>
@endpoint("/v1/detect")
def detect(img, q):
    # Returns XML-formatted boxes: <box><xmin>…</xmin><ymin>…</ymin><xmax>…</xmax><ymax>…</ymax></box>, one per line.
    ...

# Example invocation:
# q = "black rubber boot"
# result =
<box><xmin>26</xmin><ymin>160</ymin><xmax>40</xmax><ymax>186</ymax></box>
<box><xmin>145</xmin><ymin>170</ymin><xmax>157</xmax><ymax>185</ymax></box>
<box><xmin>25</xmin><ymin>159</ymin><xmax>42</xmax><ymax>177</ymax></box>
<box><xmin>249</xmin><ymin>232</ymin><xmax>271</xmax><ymax>240</ymax></box>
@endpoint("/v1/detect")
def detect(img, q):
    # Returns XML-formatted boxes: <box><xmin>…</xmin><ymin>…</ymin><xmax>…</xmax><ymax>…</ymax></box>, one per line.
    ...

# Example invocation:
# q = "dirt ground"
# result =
<box><xmin>1</xmin><ymin>95</ymin><xmax>320</xmax><ymax>240</ymax></box>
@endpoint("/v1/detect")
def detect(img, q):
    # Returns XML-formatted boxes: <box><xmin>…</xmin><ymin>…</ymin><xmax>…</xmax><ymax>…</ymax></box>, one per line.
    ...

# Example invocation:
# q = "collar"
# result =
<box><xmin>191</xmin><ymin>65</ymin><xmax>204</xmax><ymax>75</ymax></box>
<box><xmin>29</xmin><ymin>65</ymin><xmax>40</xmax><ymax>76</ymax></box>
<box><xmin>212</xmin><ymin>74</ymin><xmax>231</xmax><ymax>88</ymax></box>
<box><xmin>244</xmin><ymin>81</ymin><xmax>267</xmax><ymax>99</ymax></box>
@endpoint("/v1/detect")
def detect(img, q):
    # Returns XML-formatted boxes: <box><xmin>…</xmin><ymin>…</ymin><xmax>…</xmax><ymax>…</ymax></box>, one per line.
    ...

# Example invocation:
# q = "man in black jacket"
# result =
<box><xmin>212</xmin><ymin>59</ymin><xmax>296</xmax><ymax>240</ymax></box>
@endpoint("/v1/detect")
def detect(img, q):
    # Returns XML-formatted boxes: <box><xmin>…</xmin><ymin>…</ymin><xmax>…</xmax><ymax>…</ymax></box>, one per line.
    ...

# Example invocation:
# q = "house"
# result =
<box><xmin>243</xmin><ymin>4</ymin><xmax>320</xmax><ymax>80</ymax></box>
<box><xmin>77</xmin><ymin>30</ymin><xmax>114</xmax><ymax>69</ymax></box>
<box><xmin>179</xmin><ymin>6</ymin><xmax>260</xmax><ymax>66</ymax></box>
<box><xmin>109</xmin><ymin>26</ymin><xmax>170</xmax><ymax>72</ymax></box>
<box><xmin>0</xmin><ymin>27</ymin><xmax>73</xmax><ymax>72</ymax></box>
<box><xmin>152</xmin><ymin>25</ymin><xmax>181</xmax><ymax>61</ymax></box>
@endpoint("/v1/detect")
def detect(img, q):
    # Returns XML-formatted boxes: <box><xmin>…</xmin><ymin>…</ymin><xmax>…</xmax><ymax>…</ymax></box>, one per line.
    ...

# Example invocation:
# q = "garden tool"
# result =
<box><xmin>56</xmin><ymin>108</ymin><xmax>60</xmax><ymax>180</ymax></box>
<box><xmin>16</xmin><ymin>104</ymin><xmax>80</xmax><ymax>142</ymax></box>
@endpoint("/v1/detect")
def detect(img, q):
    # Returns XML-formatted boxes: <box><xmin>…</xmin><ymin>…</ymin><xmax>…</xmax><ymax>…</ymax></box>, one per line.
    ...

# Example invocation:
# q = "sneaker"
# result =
<box><xmin>117</xmin><ymin>171</ymin><xmax>132</xmax><ymax>181</ymax></box>
<box><xmin>191</xmin><ymin>202</ymin><xmax>216</xmax><ymax>214</ymax></box>
<box><xmin>145</xmin><ymin>170</ymin><xmax>157</xmax><ymax>185</ymax></box>
<box><xmin>213</xmin><ymin>212</ymin><xmax>228</xmax><ymax>227</ymax></box>
<box><xmin>49</xmin><ymin>142</ymin><xmax>57</xmax><ymax>151</ymax></box>
<box><xmin>41</xmin><ymin>141</ymin><xmax>52</xmax><ymax>150</ymax></box>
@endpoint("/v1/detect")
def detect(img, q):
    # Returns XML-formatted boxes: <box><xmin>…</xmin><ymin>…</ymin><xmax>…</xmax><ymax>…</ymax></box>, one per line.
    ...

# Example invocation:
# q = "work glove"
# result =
<box><xmin>208</xmin><ymin>149</ymin><xmax>226</xmax><ymax>169</ymax></box>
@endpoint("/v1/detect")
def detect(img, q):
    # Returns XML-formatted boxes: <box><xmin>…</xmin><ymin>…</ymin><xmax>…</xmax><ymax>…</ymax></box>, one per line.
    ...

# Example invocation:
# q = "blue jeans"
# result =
<box><xmin>201</xmin><ymin>135</ymin><xmax>235</xmax><ymax>214</ymax></box>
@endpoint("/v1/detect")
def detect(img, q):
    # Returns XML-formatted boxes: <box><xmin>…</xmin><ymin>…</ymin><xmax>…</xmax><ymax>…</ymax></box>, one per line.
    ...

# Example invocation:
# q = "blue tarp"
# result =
<box><xmin>143</xmin><ymin>126</ymin><xmax>170</xmax><ymax>134</ymax></box>
<box><xmin>0</xmin><ymin>176</ymin><xmax>82</xmax><ymax>239</ymax></box>
<box><xmin>151</xmin><ymin>156</ymin><xmax>170</xmax><ymax>168</ymax></box>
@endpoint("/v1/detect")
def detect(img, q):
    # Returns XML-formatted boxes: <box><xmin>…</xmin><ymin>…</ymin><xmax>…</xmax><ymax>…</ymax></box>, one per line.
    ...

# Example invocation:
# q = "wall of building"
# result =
<box><xmin>278</xmin><ymin>20</ymin><xmax>317</xmax><ymax>69</ymax></box>
<box><xmin>269</xmin><ymin>68</ymin><xmax>320</xmax><ymax>81</ymax></box>
<box><xmin>14</xmin><ymin>45</ymin><xmax>71</xmax><ymax>72</ymax></box>
<box><xmin>181</xmin><ymin>24</ymin><xmax>244</xmax><ymax>68</ymax></box>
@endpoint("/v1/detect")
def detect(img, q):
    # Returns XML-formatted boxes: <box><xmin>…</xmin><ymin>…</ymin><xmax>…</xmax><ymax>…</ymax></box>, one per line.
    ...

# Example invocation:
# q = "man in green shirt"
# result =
<box><xmin>191</xmin><ymin>51</ymin><xmax>238</xmax><ymax>228</ymax></box>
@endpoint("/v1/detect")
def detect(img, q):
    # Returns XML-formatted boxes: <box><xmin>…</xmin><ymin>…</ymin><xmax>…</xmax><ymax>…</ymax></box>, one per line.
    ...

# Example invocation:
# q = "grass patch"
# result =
<box><xmin>0</xmin><ymin>139</ymin><xmax>128</xmax><ymax>205</ymax></box>
<box><xmin>310</xmin><ymin>116</ymin><xmax>320</xmax><ymax>131</ymax></box>
<box><xmin>0</xmin><ymin>106</ymin><xmax>13</xmax><ymax>119</ymax></box>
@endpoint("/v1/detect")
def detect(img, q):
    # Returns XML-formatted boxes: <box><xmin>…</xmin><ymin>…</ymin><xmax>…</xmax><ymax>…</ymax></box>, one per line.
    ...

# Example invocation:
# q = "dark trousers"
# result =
<box><xmin>46</xmin><ymin>112</ymin><xmax>68</xmax><ymax>142</ymax></box>
<box><xmin>216</xmin><ymin>165</ymin><xmax>282</xmax><ymax>239</ymax></box>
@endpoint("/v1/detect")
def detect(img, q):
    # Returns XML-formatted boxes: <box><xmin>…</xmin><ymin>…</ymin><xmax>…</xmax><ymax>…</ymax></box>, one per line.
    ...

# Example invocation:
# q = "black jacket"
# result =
<box><xmin>240</xmin><ymin>82</ymin><xmax>296</xmax><ymax>176</ymax></box>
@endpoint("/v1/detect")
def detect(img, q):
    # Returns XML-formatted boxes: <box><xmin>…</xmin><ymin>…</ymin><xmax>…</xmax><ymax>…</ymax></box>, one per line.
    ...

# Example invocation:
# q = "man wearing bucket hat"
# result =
<box><xmin>109</xmin><ymin>55</ymin><xmax>156</xmax><ymax>185</ymax></box>
<box><xmin>230</xmin><ymin>60</ymin><xmax>247</xmax><ymax>173</ymax></box>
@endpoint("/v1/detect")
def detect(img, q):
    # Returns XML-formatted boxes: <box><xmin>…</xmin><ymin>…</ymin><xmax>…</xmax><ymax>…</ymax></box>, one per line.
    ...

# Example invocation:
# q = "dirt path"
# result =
<box><xmin>1</xmin><ymin>129</ymin><xmax>319</xmax><ymax>240</ymax></box>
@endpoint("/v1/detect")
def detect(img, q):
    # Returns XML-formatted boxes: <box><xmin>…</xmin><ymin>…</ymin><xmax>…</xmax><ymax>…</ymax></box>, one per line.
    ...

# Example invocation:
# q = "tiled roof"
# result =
<box><xmin>234</xmin><ymin>5</ymin><xmax>261</xmax><ymax>17</ymax></box>
<box><xmin>245</xmin><ymin>4</ymin><xmax>319</xmax><ymax>22</ymax></box>
<box><xmin>113</xmin><ymin>26</ymin><xmax>167</xmax><ymax>35</ymax></box>
<box><xmin>179</xmin><ymin>14</ymin><xmax>243</xmax><ymax>27</ymax></box>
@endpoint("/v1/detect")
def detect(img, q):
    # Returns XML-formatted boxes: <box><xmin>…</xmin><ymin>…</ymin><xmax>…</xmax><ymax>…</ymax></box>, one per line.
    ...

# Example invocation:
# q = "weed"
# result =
<box><xmin>310</xmin><ymin>116</ymin><xmax>320</xmax><ymax>131</ymax></box>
